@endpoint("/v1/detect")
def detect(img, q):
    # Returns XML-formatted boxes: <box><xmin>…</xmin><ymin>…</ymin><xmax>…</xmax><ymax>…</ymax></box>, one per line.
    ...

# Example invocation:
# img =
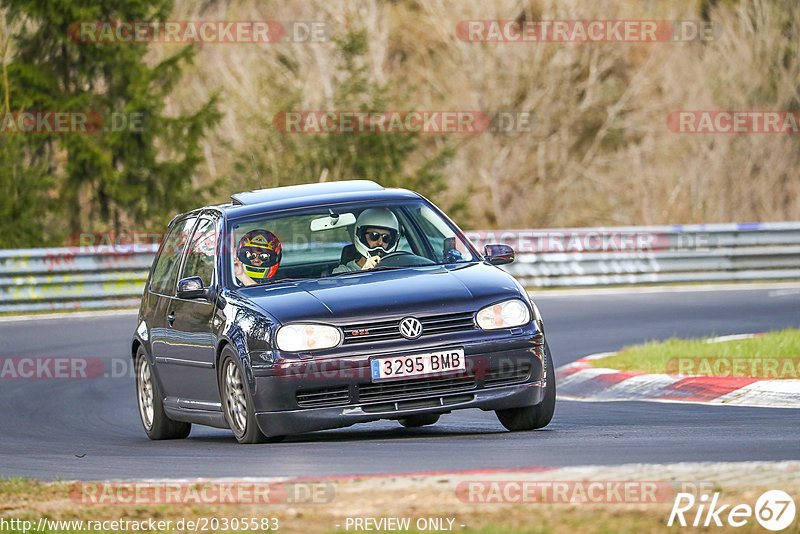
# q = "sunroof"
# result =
<box><xmin>231</xmin><ymin>180</ymin><xmax>384</xmax><ymax>205</ymax></box>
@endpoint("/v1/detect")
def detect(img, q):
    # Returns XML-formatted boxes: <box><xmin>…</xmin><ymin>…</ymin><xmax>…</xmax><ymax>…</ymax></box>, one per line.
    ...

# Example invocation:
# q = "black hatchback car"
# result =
<box><xmin>132</xmin><ymin>181</ymin><xmax>555</xmax><ymax>443</ymax></box>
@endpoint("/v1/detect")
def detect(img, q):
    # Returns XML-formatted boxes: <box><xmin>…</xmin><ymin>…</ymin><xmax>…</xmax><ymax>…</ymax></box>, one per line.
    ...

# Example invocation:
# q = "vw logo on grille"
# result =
<box><xmin>399</xmin><ymin>317</ymin><xmax>423</xmax><ymax>339</ymax></box>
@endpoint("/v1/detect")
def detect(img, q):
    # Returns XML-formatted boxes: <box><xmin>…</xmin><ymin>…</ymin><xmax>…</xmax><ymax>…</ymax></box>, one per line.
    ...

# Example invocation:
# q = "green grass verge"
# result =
<box><xmin>591</xmin><ymin>328</ymin><xmax>800</xmax><ymax>378</ymax></box>
<box><xmin>3</xmin><ymin>478</ymin><xmax>797</xmax><ymax>534</ymax></box>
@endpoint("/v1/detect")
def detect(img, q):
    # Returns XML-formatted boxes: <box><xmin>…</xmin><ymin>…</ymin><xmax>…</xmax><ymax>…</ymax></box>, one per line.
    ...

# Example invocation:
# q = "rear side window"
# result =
<box><xmin>180</xmin><ymin>218</ymin><xmax>217</xmax><ymax>287</ymax></box>
<box><xmin>150</xmin><ymin>217</ymin><xmax>197</xmax><ymax>295</ymax></box>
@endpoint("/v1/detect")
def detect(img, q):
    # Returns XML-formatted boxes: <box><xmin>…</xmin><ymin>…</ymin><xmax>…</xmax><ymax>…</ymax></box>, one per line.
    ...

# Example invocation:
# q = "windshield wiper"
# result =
<box><xmin>434</xmin><ymin>260</ymin><xmax>480</xmax><ymax>267</ymax></box>
<box><xmin>326</xmin><ymin>270</ymin><xmax>363</xmax><ymax>278</ymax></box>
<box><xmin>265</xmin><ymin>277</ymin><xmax>309</xmax><ymax>285</ymax></box>
<box><xmin>238</xmin><ymin>277</ymin><xmax>308</xmax><ymax>287</ymax></box>
<box><xmin>326</xmin><ymin>265</ymin><xmax>407</xmax><ymax>277</ymax></box>
<box><xmin>368</xmin><ymin>265</ymin><xmax>407</xmax><ymax>272</ymax></box>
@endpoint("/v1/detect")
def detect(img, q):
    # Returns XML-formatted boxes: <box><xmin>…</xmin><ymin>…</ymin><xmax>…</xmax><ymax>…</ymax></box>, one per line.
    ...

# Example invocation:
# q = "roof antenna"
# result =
<box><xmin>251</xmin><ymin>154</ymin><xmax>263</xmax><ymax>189</ymax></box>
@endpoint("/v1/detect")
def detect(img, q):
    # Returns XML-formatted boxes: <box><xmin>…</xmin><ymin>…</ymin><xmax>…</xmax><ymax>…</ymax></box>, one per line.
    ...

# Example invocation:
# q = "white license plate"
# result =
<box><xmin>370</xmin><ymin>348</ymin><xmax>465</xmax><ymax>381</ymax></box>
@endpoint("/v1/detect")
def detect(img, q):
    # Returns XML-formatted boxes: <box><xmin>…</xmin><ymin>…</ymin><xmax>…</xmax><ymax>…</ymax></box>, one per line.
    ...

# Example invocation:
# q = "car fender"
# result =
<box><xmin>132</xmin><ymin>319</ymin><xmax>153</xmax><ymax>363</ymax></box>
<box><xmin>217</xmin><ymin>293</ymin><xmax>278</xmax><ymax>393</ymax></box>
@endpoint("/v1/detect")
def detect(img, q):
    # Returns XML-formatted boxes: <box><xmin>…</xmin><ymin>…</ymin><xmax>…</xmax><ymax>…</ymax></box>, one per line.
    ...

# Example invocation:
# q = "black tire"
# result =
<box><xmin>219</xmin><ymin>346</ymin><xmax>284</xmax><ymax>444</ymax></box>
<box><xmin>495</xmin><ymin>342</ymin><xmax>556</xmax><ymax>431</ymax></box>
<box><xmin>398</xmin><ymin>413</ymin><xmax>441</xmax><ymax>428</ymax></box>
<box><xmin>135</xmin><ymin>348</ymin><xmax>191</xmax><ymax>440</ymax></box>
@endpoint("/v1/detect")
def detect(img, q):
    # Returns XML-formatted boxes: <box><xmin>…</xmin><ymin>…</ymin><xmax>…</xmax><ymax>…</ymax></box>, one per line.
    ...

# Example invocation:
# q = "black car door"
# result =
<box><xmin>160</xmin><ymin>215</ymin><xmax>220</xmax><ymax>405</ymax></box>
<box><xmin>147</xmin><ymin>215</ymin><xmax>198</xmax><ymax>398</ymax></box>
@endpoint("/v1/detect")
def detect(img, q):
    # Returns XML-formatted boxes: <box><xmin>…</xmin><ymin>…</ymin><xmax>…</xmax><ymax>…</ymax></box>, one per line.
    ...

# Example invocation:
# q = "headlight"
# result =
<box><xmin>275</xmin><ymin>323</ymin><xmax>341</xmax><ymax>352</ymax></box>
<box><xmin>476</xmin><ymin>299</ymin><xmax>531</xmax><ymax>330</ymax></box>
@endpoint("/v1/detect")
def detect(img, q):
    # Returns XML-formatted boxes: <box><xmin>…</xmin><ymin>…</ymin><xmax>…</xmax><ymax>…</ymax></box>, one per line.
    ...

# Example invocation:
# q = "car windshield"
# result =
<box><xmin>227</xmin><ymin>200</ymin><xmax>478</xmax><ymax>287</ymax></box>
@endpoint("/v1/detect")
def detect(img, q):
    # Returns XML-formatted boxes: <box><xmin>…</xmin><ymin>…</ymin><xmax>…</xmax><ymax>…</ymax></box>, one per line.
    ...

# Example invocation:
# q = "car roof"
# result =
<box><xmin>231</xmin><ymin>180</ymin><xmax>384</xmax><ymax>205</ymax></box>
<box><xmin>213</xmin><ymin>180</ymin><xmax>423</xmax><ymax>220</ymax></box>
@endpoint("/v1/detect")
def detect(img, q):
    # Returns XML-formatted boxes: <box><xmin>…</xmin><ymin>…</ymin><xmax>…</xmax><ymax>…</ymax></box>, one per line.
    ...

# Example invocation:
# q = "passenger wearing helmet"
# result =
<box><xmin>333</xmin><ymin>208</ymin><xmax>399</xmax><ymax>274</ymax></box>
<box><xmin>234</xmin><ymin>230</ymin><xmax>282</xmax><ymax>286</ymax></box>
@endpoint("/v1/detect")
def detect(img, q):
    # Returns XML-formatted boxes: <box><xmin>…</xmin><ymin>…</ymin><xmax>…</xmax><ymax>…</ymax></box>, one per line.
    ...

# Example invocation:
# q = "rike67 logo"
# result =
<box><xmin>668</xmin><ymin>490</ymin><xmax>796</xmax><ymax>531</ymax></box>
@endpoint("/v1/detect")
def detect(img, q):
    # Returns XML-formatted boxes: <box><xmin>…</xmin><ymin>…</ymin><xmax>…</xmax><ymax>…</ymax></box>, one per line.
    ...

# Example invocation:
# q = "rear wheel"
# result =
<box><xmin>219</xmin><ymin>347</ymin><xmax>284</xmax><ymax>444</ymax></box>
<box><xmin>135</xmin><ymin>348</ymin><xmax>191</xmax><ymax>440</ymax></box>
<box><xmin>398</xmin><ymin>414</ymin><xmax>440</xmax><ymax>428</ymax></box>
<box><xmin>495</xmin><ymin>342</ymin><xmax>556</xmax><ymax>431</ymax></box>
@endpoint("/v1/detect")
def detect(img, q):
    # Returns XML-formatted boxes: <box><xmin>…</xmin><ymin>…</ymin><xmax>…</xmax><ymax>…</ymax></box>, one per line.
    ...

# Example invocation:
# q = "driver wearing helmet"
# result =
<box><xmin>234</xmin><ymin>230</ymin><xmax>282</xmax><ymax>286</ymax></box>
<box><xmin>333</xmin><ymin>208</ymin><xmax>399</xmax><ymax>274</ymax></box>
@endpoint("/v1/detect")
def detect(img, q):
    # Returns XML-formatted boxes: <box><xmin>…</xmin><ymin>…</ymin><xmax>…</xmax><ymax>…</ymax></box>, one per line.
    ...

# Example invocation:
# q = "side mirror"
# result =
<box><xmin>177</xmin><ymin>276</ymin><xmax>208</xmax><ymax>300</ymax></box>
<box><xmin>484</xmin><ymin>244</ymin><xmax>515</xmax><ymax>265</ymax></box>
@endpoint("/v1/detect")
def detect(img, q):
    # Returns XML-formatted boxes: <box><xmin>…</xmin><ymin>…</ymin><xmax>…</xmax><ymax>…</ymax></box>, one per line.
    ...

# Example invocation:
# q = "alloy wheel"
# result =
<box><xmin>137</xmin><ymin>358</ymin><xmax>154</xmax><ymax>430</ymax></box>
<box><xmin>224</xmin><ymin>360</ymin><xmax>248</xmax><ymax>435</ymax></box>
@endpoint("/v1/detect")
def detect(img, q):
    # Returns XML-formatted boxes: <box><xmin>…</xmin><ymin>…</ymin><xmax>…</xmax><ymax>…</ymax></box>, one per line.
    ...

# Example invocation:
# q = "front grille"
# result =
<box><xmin>358</xmin><ymin>374</ymin><xmax>477</xmax><ymax>402</ymax></box>
<box><xmin>362</xmin><ymin>394</ymin><xmax>475</xmax><ymax>413</ymax></box>
<box><xmin>293</xmin><ymin>361</ymin><xmax>534</xmax><ymax>408</ymax></box>
<box><xmin>483</xmin><ymin>362</ymin><xmax>532</xmax><ymax>386</ymax></box>
<box><xmin>342</xmin><ymin>312</ymin><xmax>476</xmax><ymax>344</ymax></box>
<box><xmin>296</xmin><ymin>386</ymin><xmax>350</xmax><ymax>407</ymax></box>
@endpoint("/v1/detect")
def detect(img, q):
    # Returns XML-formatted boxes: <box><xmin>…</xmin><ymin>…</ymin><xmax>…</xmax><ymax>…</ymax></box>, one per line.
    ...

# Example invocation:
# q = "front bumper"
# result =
<box><xmin>255</xmin><ymin>380</ymin><xmax>544</xmax><ymax>436</ymax></box>
<box><xmin>251</xmin><ymin>333</ymin><xmax>546</xmax><ymax>437</ymax></box>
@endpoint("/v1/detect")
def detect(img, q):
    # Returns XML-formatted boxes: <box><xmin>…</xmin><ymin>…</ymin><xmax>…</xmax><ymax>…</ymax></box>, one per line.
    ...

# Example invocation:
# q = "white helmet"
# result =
<box><xmin>353</xmin><ymin>208</ymin><xmax>399</xmax><ymax>258</ymax></box>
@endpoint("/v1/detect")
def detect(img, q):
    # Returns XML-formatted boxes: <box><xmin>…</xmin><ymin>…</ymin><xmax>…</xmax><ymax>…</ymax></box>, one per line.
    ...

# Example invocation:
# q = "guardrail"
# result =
<box><xmin>0</xmin><ymin>244</ymin><xmax>157</xmax><ymax>313</ymax></box>
<box><xmin>1</xmin><ymin>222</ymin><xmax>798</xmax><ymax>313</ymax></box>
<box><xmin>466</xmin><ymin>222</ymin><xmax>800</xmax><ymax>287</ymax></box>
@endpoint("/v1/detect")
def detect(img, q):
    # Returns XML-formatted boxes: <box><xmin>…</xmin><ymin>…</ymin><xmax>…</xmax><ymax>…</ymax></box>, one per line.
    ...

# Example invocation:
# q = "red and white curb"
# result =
<box><xmin>556</xmin><ymin>337</ymin><xmax>800</xmax><ymax>408</ymax></box>
<box><xmin>63</xmin><ymin>460</ymin><xmax>800</xmax><ymax>489</ymax></box>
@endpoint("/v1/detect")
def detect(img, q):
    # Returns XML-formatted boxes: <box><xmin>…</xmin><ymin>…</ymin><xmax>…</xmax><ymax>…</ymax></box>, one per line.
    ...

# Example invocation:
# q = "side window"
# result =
<box><xmin>180</xmin><ymin>218</ymin><xmax>217</xmax><ymax>287</ymax></box>
<box><xmin>150</xmin><ymin>217</ymin><xmax>197</xmax><ymax>295</ymax></box>
<box><xmin>407</xmin><ymin>205</ymin><xmax>474</xmax><ymax>262</ymax></box>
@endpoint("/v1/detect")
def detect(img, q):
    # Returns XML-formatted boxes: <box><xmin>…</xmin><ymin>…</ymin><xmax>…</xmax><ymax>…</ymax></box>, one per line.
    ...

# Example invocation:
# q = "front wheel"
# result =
<box><xmin>495</xmin><ymin>342</ymin><xmax>556</xmax><ymax>431</ymax></box>
<box><xmin>135</xmin><ymin>348</ymin><xmax>191</xmax><ymax>440</ymax></box>
<box><xmin>219</xmin><ymin>347</ymin><xmax>284</xmax><ymax>444</ymax></box>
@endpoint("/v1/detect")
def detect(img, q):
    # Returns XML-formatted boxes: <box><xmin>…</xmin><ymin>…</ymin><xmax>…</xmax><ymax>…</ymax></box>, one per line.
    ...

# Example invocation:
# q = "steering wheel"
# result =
<box><xmin>377</xmin><ymin>251</ymin><xmax>436</xmax><ymax>267</ymax></box>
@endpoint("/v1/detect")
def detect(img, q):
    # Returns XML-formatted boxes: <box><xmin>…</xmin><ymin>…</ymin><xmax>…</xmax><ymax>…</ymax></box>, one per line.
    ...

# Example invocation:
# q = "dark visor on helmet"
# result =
<box><xmin>244</xmin><ymin>250</ymin><xmax>279</xmax><ymax>266</ymax></box>
<box><xmin>358</xmin><ymin>228</ymin><xmax>397</xmax><ymax>248</ymax></box>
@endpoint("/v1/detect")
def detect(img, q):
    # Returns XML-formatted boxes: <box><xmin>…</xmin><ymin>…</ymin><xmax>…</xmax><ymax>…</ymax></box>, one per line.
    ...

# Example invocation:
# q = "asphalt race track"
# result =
<box><xmin>0</xmin><ymin>286</ymin><xmax>798</xmax><ymax>481</ymax></box>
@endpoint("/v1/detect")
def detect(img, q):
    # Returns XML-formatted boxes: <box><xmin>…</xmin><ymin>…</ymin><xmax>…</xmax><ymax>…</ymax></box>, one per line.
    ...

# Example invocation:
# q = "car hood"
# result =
<box><xmin>239</xmin><ymin>263</ymin><xmax>523</xmax><ymax>324</ymax></box>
